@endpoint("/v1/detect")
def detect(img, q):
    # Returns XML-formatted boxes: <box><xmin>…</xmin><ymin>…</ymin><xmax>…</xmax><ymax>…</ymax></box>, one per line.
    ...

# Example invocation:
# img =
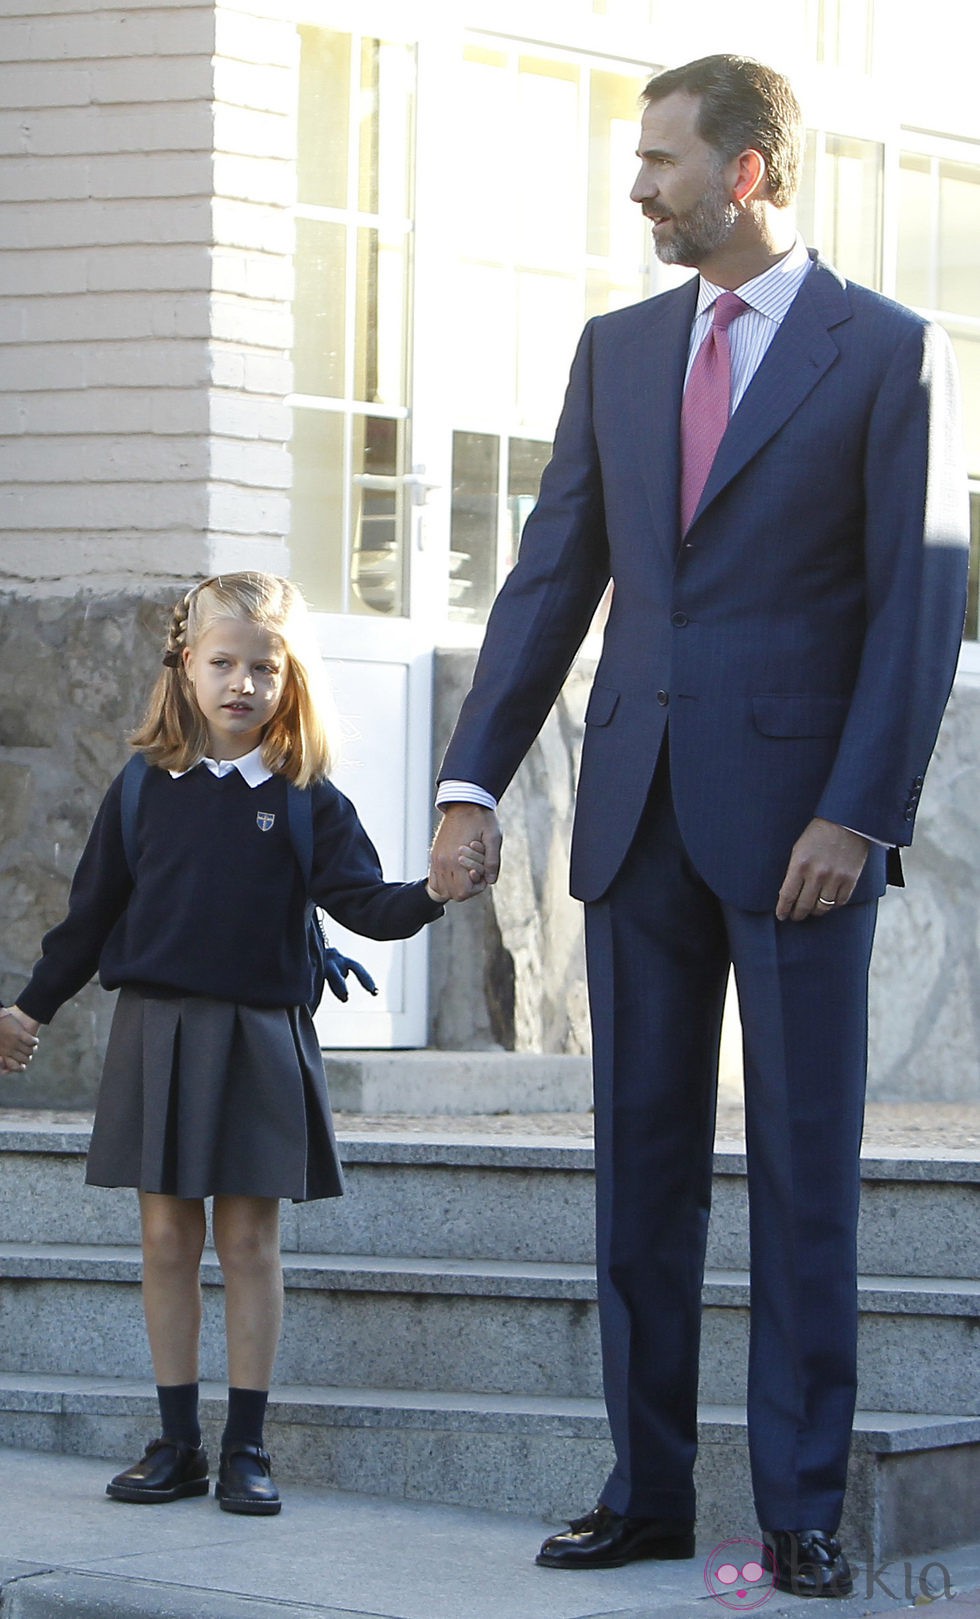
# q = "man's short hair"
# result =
<box><xmin>643</xmin><ymin>54</ymin><xmax>804</xmax><ymax>208</ymax></box>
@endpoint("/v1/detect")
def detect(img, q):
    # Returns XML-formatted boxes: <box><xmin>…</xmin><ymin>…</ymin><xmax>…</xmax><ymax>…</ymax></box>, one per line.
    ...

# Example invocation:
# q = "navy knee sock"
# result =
<box><xmin>222</xmin><ymin>1387</ymin><xmax>269</xmax><ymax>1452</ymax></box>
<box><xmin>156</xmin><ymin>1382</ymin><xmax>201</xmax><ymax>1448</ymax></box>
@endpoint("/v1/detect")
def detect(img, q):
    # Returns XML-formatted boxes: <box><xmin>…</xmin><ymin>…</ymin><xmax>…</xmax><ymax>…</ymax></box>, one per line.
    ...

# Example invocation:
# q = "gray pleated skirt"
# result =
<box><xmin>86</xmin><ymin>987</ymin><xmax>344</xmax><ymax>1202</ymax></box>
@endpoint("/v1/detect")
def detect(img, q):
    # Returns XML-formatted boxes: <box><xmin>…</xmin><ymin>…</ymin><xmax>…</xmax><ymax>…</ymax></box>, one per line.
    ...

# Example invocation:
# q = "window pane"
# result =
<box><xmin>516</xmin><ymin>271</ymin><xmax>581</xmax><ymax>432</ymax></box>
<box><xmin>796</xmin><ymin>129</ymin><xmax>819</xmax><ymax>249</ymax></box>
<box><xmin>508</xmin><ymin>438</ymin><xmax>550</xmax><ymax>571</ymax></box>
<box><xmin>516</xmin><ymin>58</ymin><xmax>582</xmax><ymax>270</ymax></box>
<box><xmin>458</xmin><ymin>52</ymin><xmax>513</xmax><ymax>262</ymax></box>
<box><xmin>290</xmin><ymin>408</ymin><xmax>346</xmax><ymax>613</ymax></box>
<box><xmin>897</xmin><ymin>155</ymin><xmax>933</xmax><ymax>310</ymax></box>
<box><xmin>588</xmin><ymin>71</ymin><xmax>644</xmax><ymax>267</ymax></box>
<box><xmin>586</xmin><ymin>269</ymin><xmax>645</xmax><ymax>319</ymax></box>
<box><xmin>822</xmin><ymin>135</ymin><xmax>882</xmax><ymax>289</ymax></box>
<box><xmin>594</xmin><ymin>0</ymin><xmax>655</xmax><ymax>17</ymax></box>
<box><xmin>351</xmin><ymin>416</ymin><xmax>404</xmax><ymax>618</ymax></box>
<box><xmin>950</xmin><ymin>333</ymin><xmax>980</xmax><ymax>479</ymax></box>
<box><xmin>358</xmin><ymin>39</ymin><xmax>414</xmax><ymax>218</ymax></box>
<box><xmin>817</xmin><ymin>0</ymin><xmax>873</xmax><ymax>72</ymax></box>
<box><xmin>293</xmin><ymin>218</ymin><xmax>346</xmax><ymax>398</ymax></box>
<box><xmin>938</xmin><ymin>161</ymin><xmax>980</xmax><ymax>317</ymax></box>
<box><xmin>450</xmin><ymin>262</ymin><xmax>513</xmax><ymax>416</ymax></box>
<box><xmin>450</xmin><ymin>432</ymin><xmax>501</xmax><ymax>623</ymax></box>
<box><xmin>297</xmin><ymin>29</ymin><xmax>350</xmax><ymax>210</ymax></box>
<box><xmin>354</xmin><ymin>226</ymin><xmax>407</xmax><ymax>406</ymax></box>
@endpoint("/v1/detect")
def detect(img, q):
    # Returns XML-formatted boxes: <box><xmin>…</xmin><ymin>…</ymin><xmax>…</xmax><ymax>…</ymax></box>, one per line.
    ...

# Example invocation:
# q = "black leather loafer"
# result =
<box><xmin>106</xmin><ymin>1437</ymin><xmax>209</xmax><ymax>1504</ymax></box>
<box><xmin>536</xmin><ymin>1503</ymin><xmax>696</xmax><ymax>1569</ymax></box>
<box><xmin>763</xmin><ymin>1530</ymin><xmax>853</xmax><ymax>1597</ymax></box>
<box><xmin>215</xmin><ymin>1444</ymin><xmax>281</xmax><ymax>1515</ymax></box>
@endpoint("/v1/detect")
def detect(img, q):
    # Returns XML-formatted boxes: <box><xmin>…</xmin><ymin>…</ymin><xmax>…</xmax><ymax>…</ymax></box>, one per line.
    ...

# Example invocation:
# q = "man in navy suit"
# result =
<box><xmin>430</xmin><ymin>55</ymin><xmax>968</xmax><ymax>1594</ymax></box>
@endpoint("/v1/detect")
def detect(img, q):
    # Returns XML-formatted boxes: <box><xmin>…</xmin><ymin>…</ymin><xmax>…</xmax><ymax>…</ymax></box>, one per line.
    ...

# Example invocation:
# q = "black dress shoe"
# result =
<box><xmin>215</xmin><ymin>1444</ymin><xmax>281</xmax><ymax>1515</ymax></box>
<box><xmin>106</xmin><ymin>1437</ymin><xmax>209</xmax><ymax>1504</ymax></box>
<box><xmin>536</xmin><ymin>1504</ymin><xmax>695</xmax><ymax>1569</ymax></box>
<box><xmin>763</xmin><ymin>1530</ymin><xmax>853</xmax><ymax>1598</ymax></box>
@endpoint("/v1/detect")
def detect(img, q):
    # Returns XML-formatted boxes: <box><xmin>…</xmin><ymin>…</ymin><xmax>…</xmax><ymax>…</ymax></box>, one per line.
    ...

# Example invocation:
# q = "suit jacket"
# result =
<box><xmin>440</xmin><ymin>255</ymin><xmax>970</xmax><ymax>910</ymax></box>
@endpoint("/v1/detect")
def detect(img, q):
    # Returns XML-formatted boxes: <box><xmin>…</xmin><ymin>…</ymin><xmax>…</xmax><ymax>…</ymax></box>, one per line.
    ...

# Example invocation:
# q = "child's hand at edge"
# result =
<box><xmin>0</xmin><ymin>1005</ymin><xmax>40</xmax><ymax>1072</ymax></box>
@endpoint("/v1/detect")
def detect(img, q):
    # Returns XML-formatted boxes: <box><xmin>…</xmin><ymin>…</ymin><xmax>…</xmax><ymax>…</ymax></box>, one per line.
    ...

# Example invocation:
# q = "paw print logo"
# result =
<box><xmin>704</xmin><ymin>1538</ymin><xmax>776</xmax><ymax>1608</ymax></box>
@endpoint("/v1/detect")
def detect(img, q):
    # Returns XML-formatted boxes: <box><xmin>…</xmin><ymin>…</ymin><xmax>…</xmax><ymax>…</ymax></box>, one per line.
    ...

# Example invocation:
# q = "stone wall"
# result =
<box><xmin>429</xmin><ymin>650</ymin><xmax>593</xmax><ymax>1058</ymax></box>
<box><xmin>430</xmin><ymin>648</ymin><xmax>980</xmax><ymax>1103</ymax></box>
<box><xmin>0</xmin><ymin>590</ymin><xmax>173</xmax><ymax>1107</ymax></box>
<box><xmin>866</xmin><ymin>678</ymin><xmax>980</xmax><ymax>1101</ymax></box>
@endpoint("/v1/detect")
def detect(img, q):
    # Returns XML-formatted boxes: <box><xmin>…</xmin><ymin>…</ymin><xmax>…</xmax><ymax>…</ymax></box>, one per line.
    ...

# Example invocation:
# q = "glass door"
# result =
<box><xmin>290</xmin><ymin>16</ymin><xmax>436</xmax><ymax>1048</ymax></box>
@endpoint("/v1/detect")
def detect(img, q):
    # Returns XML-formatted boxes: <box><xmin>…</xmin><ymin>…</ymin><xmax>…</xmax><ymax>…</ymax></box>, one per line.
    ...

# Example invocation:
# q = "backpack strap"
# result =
<box><xmin>120</xmin><ymin>753</ymin><xmax>150</xmax><ymax>879</ymax></box>
<box><xmin>285</xmin><ymin>781</ymin><xmax>314</xmax><ymax>890</ymax></box>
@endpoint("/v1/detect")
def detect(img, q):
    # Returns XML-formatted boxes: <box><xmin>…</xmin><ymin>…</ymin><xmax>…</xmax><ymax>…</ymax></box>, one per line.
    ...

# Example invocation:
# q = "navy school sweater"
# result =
<box><xmin>17</xmin><ymin>763</ymin><xmax>444</xmax><ymax>1024</ymax></box>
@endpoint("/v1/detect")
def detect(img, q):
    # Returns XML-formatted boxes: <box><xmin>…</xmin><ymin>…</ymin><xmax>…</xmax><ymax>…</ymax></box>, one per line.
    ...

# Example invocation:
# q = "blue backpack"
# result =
<box><xmin>119</xmin><ymin>753</ymin><xmax>335</xmax><ymax>1013</ymax></box>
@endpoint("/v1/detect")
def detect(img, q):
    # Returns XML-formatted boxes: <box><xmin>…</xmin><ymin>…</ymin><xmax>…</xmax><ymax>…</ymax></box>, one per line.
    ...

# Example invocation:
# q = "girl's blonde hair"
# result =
<box><xmin>132</xmin><ymin>573</ymin><xmax>335</xmax><ymax>787</ymax></box>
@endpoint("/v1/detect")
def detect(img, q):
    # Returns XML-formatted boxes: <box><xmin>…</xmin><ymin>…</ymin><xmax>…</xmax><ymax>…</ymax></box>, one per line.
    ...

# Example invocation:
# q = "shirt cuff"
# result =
<box><xmin>436</xmin><ymin>780</ymin><xmax>498</xmax><ymax>811</ymax></box>
<box><xmin>843</xmin><ymin>825</ymin><xmax>891</xmax><ymax>848</ymax></box>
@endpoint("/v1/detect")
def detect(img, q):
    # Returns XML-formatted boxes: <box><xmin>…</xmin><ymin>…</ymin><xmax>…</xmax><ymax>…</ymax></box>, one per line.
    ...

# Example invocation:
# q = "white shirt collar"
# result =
<box><xmin>170</xmin><ymin>744</ymin><xmax>273</xmax><ymax>788</ymax></box>
<box><xmin>695</xmin><ymin>232</ymin><xmax>812</xmax><ymax>323</ymax></box>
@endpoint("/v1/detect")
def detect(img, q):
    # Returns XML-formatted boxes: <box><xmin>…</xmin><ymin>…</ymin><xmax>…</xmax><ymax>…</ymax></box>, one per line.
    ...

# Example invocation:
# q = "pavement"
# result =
<box><xmin>0</xmin><ymin>1448</ymin><xmax>979</xmax><ymax>1619</ymax></box>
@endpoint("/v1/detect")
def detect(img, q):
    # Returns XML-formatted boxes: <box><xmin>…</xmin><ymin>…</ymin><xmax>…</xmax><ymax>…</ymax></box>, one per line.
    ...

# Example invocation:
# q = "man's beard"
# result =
<box><xmin>653</xmin><ymin>168</ymin><xmax>739</xmax><ymax>266</ymax></box>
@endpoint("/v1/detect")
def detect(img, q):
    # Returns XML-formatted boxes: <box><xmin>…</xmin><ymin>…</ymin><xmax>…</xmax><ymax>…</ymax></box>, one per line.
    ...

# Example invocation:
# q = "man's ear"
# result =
<box><xmin>732</xmin><ymin>147</ymin><xmax>767</xmax><ymax>205</ymax></box>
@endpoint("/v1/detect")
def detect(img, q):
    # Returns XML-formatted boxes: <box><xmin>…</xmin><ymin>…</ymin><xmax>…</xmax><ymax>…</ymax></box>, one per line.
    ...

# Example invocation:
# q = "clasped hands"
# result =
<box><xmin>428</xmin><ymin>805</ymin><xmax>501</xmax><ymax>904</ymax></box>
<box><xmin>0</xmin><ymin>1005</ymin><xmax>40</xmax><ymax>1074</ymax></box>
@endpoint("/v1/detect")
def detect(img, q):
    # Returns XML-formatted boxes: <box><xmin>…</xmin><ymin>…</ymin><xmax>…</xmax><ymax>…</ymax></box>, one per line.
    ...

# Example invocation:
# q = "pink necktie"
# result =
<box><xmin>679</xmin><ymin>291</ymin><xmax>748</xmax><ymax>533</ymax></box>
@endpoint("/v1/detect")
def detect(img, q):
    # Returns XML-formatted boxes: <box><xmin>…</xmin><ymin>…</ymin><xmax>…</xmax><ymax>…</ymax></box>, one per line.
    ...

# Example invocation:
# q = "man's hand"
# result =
<box><xmin>429</xmin><ymin>804</ymin><xmax>501</xmax><ymax>902</ymax></box>
<box><xmin>776</xmin><ymin>818</ymin><xmax>870</xmax><ymax>922</ymax></box>
<box><xmin>0</xmin><ymin>1006</ymin><xmax>40</xmax><ymax>1073</ymax></box>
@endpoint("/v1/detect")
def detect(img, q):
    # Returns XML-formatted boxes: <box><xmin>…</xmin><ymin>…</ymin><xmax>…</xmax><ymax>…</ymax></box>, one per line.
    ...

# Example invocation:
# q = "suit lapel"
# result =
<box><xmin>625</xmin><ymin>279</ymin><xmax>697</xmax><ymax>563</ymax></box>
<box><xmin>692</xmin><ymin>258</ymin><xmax>853</xmax><ymax>527</ymax></box>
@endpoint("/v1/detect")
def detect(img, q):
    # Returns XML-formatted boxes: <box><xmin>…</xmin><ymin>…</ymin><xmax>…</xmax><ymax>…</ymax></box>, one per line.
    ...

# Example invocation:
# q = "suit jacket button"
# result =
<box><xmin>656</xmin><ymin>690</ymin><xmax>669</xmax><ymax>706</ymax></box>
<box><xmin>671</xmin><ymin>611</ymin><xmax>688</xmax><ymax>627</ymax></box>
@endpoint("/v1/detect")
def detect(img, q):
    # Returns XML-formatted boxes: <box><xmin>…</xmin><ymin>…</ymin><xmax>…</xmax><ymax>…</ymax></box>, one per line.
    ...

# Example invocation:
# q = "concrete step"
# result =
<box><xmin>3</xmin><ymin>1122</ymin><xmax>979</xmax><ymax>1278</ymax></box>
<box><xmin>1</xmin><ymin>1243</ymin><xmax>978</xmax><ymax>1415</ymax></box>
<box><xmin>321</xmin><ymin>1051</ymin><xmax>594</xmax><ymax>1114</ymax></box>
<box><xmin>0</xmin><ymin>1373</ymin><xmax>978</xmax><ymax>1563</ymax></box>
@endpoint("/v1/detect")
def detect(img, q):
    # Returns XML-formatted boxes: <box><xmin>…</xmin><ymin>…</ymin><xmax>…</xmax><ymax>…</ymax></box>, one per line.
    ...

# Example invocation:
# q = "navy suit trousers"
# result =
<box><xmin>585</xmin><ymin>749</ymin><xmax>877</xmax><ymax>1530</ymax></box>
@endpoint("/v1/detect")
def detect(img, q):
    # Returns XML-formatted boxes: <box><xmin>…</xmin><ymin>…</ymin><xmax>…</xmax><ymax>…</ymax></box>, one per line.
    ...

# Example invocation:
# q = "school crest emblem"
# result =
<box><xmin>256</xmin><ymin>811</ymin><xmax>276</xmax><ymax>832</ymax></box>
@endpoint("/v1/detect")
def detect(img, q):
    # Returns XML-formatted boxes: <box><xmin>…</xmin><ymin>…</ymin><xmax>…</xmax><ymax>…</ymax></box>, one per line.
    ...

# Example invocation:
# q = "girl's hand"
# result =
<box><xmin>0</xmin><ymin>1006</ymin><xmax>40</xmax><ymax>1072</ymax></box>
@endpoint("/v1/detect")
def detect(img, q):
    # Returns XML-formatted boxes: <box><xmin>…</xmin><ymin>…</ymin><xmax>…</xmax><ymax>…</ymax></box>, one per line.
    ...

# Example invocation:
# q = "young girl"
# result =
<box><xmin>0</xmin><ymin>572</ymin><xmax>483</xmax><ymax>1515</ymax></box>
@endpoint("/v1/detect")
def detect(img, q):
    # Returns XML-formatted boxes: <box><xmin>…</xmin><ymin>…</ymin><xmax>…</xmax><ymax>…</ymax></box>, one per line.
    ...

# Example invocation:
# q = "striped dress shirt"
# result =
<box><xmin>686</xmin><ymin>233</ymin><xmax>812</xmax><ymax>407</ymax></box>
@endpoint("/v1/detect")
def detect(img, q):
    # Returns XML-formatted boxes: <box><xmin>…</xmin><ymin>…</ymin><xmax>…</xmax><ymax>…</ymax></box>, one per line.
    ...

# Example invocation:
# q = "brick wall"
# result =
<box><xmin>209</xmin><ymin>1</ymin><xmax>296</xmax><ymax>574</ymax></box>
<box><xmin>0</xmin><ymin>0</ymin><xmax>297</xmax><ymax>592</ymax></box>
<box><xmin>0</xmin><ymin>2</ymin><xmax>217</xmax><ymax>590</ymax></box>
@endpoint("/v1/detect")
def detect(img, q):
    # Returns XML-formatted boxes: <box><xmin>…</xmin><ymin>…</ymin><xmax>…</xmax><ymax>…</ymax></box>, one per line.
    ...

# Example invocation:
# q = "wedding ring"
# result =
<box><xmin>817</xmin><ymin>896</ymin><xmax>836</xmax><ymax>907</ymax></box>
